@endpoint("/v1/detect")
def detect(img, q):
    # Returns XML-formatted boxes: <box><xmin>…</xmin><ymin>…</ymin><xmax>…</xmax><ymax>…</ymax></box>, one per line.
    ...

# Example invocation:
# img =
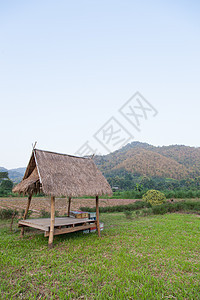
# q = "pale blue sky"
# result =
<box><xmin>0</xmin><ymin>0</ymin><xmax>200</xmax><ymax>168</ymax></box>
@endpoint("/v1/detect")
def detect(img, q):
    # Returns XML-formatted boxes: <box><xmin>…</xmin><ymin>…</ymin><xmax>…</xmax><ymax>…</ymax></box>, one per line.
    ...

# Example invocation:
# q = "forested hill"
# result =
<box><xmin>94</xmin><ymin>142</ymin><xmax>200</xmax><ymax>180</ymax></box>
<box><xmin>1</xmin><ymin>142</ymin><xmax>200</xmax><ymax>184</ymax></box>
<box><xmin>0</xmin><ymin>167</ymin><xmax>26</xmax><ymax>183</ymax></box>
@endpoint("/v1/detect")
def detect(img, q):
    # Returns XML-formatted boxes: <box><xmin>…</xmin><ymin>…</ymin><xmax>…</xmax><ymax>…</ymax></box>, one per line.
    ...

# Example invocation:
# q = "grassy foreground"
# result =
<box><xmin>0</xmin><ymin>213</ymin><xmax>200</xmax><ymax>299</ymax></box>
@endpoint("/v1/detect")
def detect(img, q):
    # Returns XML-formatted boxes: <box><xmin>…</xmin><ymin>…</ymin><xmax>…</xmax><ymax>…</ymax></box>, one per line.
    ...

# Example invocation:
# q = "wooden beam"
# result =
<box><xmin>67</xmin><ymin>197</ymin><xmax>71</xmax><ymax>217</ymax></box>
<box><xmin>18</xmin><ymin>221</ymin><xmax>48</xmax><ymax>231</ymax></box>
<box><xmin>48</xmin><ymin>196</ymin><xmax>55</xmax><ymax>249</ymax></box>
<box><xmin>96</xmin><ymin>195</ymin><xmax>101</xmax><ymax>237</ymax></box>
<box><xmin>44</xmin><ymin>223</ymin><xmax>97</xmax><ymax>237</ymax></box>
<box><xmin>20</xmin><ymin>193</ymin><xmax>32</xmax><ymax>238</ymax></box>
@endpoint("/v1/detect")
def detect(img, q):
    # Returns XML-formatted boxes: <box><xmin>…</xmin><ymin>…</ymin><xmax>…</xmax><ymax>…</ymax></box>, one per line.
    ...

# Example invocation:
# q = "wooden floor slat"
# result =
<box><xmin>19</xmin><ymin>217</ymin><xmax>96</xmax><ymax>232</ymax></box>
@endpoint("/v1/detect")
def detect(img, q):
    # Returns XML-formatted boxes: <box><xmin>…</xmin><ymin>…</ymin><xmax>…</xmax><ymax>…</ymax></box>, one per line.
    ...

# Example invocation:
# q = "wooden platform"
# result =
<box><xmin>19</xmin><ymin>217</ymin><xmax>96</xmax><ymax>237</ymax></box>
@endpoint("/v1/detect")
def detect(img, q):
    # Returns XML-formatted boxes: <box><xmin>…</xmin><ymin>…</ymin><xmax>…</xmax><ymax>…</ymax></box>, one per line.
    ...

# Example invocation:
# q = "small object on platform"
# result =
<box><xmin>89</xmin><ymin>212</ymin><xmax>96</xmax><ymax>220</ymax></box>
<box><xmin>70</xmin><ymin>211</ymin><xmax>89</xmax><ymax>219</ymax></box>
<box><xmin>90</xmin><ymin>222</ymin><xmax>104</xmax><ymax>233</ymax></box>
<box><xmin>90</xmin><ymin>226</ymin><xmax>97</xmax><ymax>233</ymax></box>
<box><xmin>100</xmin><ymin>222</ymin><xmax>104</xmax><ymax>231</ymax></box>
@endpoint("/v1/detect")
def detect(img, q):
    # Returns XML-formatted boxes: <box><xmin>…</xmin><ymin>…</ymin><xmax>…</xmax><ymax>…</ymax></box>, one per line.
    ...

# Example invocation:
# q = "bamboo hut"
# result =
<box><xmin>13</xmin><ymin>149</ymin><xmax>112</xmax><ymax>248</ymax></box>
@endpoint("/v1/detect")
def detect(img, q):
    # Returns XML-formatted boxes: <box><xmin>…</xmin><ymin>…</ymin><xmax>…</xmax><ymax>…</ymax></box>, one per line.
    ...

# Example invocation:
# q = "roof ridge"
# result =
<box><xmin>34</xmin><ymin>148</ymin><xmax>88</xmax><ymax>159</ymax></box>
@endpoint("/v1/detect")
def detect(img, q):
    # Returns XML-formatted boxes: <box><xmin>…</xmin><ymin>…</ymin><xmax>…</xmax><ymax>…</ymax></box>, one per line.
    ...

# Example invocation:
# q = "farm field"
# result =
<box><xmin>0</xmin><ymin>197</ymin><xmax>140</xmax><ymax>217</ymax></box>
<box><xmin>0</xmin><ymin>213</ymin><xmax>200</xmax><ymax>299</ymax></box>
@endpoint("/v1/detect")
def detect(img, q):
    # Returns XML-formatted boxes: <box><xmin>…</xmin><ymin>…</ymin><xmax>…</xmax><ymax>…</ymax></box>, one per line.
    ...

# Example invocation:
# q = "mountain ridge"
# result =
<box><xmin>94</xmin><ymin>142</ymin><xmax>200</xmax><ymax>180</ymax></box>
<box><xmin>1</xmin><ymin>142</ymin><xmax>200</xmax><ymax>182</ymax></box>
<box><xmin>0</xmin><ymin>167</ymin><xmax>26</xmax><ymax>183</ymax></box>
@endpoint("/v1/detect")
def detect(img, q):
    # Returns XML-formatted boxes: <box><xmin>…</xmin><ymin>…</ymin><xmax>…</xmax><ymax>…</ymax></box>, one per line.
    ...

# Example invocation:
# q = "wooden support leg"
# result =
<box><xmin>67</xmin><ymin>197</ymin><xmax>71</xmax><ymax>217</ymax></box>
<box><xmin>20</xmin><ymin>194</ymin><xmax>32</xmax><ymax>238</ymax></box>
<box><xmin>48</xmin><ymin>196</ymin><xmax>55</xmax><ymax>249</ymax></box>
<box><xmin>96</xmin><ymin>196</ymin><xmax>101</xmax><ymax>238</ymax></box>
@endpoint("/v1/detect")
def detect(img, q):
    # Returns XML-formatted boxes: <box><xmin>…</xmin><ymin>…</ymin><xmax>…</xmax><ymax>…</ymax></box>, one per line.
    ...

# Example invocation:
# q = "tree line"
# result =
<box><xmin>0</xmin><ymin>172</ymin><xmax>14</xmax><ymax>196</ymax></box>
<box><xmin>106</xmin><ymin>170</ymin><xmax>200</xmax><ymax>195</ymax></box>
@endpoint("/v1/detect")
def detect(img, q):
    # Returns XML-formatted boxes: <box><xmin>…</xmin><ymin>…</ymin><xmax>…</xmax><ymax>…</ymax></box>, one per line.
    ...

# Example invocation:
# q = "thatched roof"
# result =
<box><xmin>13</xmin><ymin>149</ymin><xmax>112</xmax><ymax>197</ymax></box>
<box><xmin>12</xmin><ymin>167</ymin><xmax>40</xmax><ymax>195</ymax></box>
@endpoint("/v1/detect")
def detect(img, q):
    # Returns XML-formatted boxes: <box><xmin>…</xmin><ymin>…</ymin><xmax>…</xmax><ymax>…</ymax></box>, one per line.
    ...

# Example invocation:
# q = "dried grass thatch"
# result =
<box><xmin>12</xmin><ymin>167</ymin><xmax>40</xmax><ymax>195</ymax></box>
<box><xmin>13</xmin><ymin>149</ymin><xmax>112</xmax><ymax>197</ymax></box>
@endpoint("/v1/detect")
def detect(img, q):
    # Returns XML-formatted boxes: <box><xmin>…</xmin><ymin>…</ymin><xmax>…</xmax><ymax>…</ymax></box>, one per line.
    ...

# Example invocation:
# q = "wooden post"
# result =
<box><xmin>96</xmin><ymin>195</ymin><xmax>101</xmax><ymax>237</ymax></box>
<box><xmin>20</xmin><ymin>193</ymin><xmax>32</xmax><ymax>238</ymax></box>
<box><xmin>48</xmin><ymin>196</ymin><xmax>55</xmax><ymax>249</ymax></box>
<box><xmin>67</xmin><ymin>197</ymin><xmax>71</xmax><ymax>217</ymax></box>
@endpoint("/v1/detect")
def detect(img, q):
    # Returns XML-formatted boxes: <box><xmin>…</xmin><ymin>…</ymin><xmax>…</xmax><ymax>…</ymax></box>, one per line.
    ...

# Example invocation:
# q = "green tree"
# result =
<box><xmin>0</xmin><ymin>180</ymin><xmax>13</xmax><ymax>192</ymax></box>
<box><xmin>143</xmin><ymin>189</ymin><xmax>166</xmax><ymax>206</ymax></box>
<box><xmin>135</xmin><ymin>183</ymin><xmax>143</xmax><ymax>192</ymax></box>
<box><xmin>0</xmin><ymin>172</ymin><xmax>9</xmax><ymax>180</ymax></box>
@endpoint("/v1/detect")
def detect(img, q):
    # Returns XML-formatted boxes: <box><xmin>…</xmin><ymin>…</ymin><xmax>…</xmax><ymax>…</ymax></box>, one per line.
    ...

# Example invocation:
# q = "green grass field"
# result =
<box><xmin>0</xmin><ymin>213</ymin><xmax>200</xmax><ymax>299</ymax></box>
